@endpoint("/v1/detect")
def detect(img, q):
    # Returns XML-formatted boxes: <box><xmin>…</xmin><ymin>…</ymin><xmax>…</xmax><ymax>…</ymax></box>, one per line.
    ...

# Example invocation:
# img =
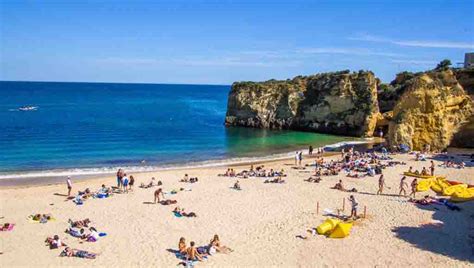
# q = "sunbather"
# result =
<box><xmin>186</xmin><ymin>241</ymin><xmax>203</xmax><ymax>261</ymax></box>
<box><xmin>0</xmin><ymin>223</ymin><xmax>14</xmax><ymax>231</ymax></box>
<box><xmin>66</xmin><ymin>227</ymin><xmax>86</xmax><ymax>238</ymax></box>
<box><xmin>173</xmin><ymin>207</ymin><xmax>197</xmax><ymax>217</ymax></box>
<box><xmin>60</xmin><ymin>247</ymin><xmax>97</xmax><ymax>259</ymax></box>
<box><xmin>45</xmin><ymin>235</ymin><xmax>67</xmax><ymax>249</ymax></box>
<box><xmin>208</xmin><ymin>234</ymin><xmax>233</xmax><ymax>254</ymax></box>
<box><xmin>68</xmin><ymin>218</ymin><xmax>91</xmax><ymax>228</ymax></box>
<box><xmin>179</xmin><ymin>237</ymin><xmax>187</xmax><ymax>255</ymax></box>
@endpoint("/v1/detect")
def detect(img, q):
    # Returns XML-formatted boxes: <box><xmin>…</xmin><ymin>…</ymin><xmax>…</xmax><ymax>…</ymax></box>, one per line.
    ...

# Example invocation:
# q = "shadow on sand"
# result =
<box><xmin>392</xmin><ymin>202</ymin><xmax>474</xmax><ymax>262</ymax></box>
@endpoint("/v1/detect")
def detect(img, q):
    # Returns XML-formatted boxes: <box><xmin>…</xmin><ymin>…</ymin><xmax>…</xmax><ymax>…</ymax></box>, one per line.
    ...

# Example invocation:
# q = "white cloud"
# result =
<box><xmin>390</xmin><ymin>59</ymin><xmax>438</xmax><ymax>66</ymax></box>
<box><xmin>350</xmin><ymin>34</ymin><xmax>474</xmax><ymax>49</ymax></box>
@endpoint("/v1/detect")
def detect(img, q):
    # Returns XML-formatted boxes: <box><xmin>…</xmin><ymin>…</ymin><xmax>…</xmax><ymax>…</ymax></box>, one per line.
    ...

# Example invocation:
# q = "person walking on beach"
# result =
<box><xmin>430</xmin><ymin>161</ymin><xmax>435</xmax><ymax>176</ymax></box>
<box><xmin>295</xmin><ymin>152</ymin><xmax>299</xmax><ymax>166</ymax></box>
<box><xmin>348</xmin><ymin>195</ymin><xmax>358</xmax><ymax>219</ymax></box>
<box><xmin>399</xmin><ymin>176</ymin><xmax>408</xmax><ymax>196</ymax></box>
<box><xmin>376</xmin><ymin>174</ymin><xmax>387</xmax><ymax>195</ymax></box>
<box><xmin>298</xmin><ymin>151</ymin><xmax>303</xmax><ymax>166</ymax></box>
<box><xmin>66</xmin><ymin>176</ymin><xmax>72</xmax><ymax>196</ymax></box>
<box><xmin>410</xmin><ymin>178</ymin><xmax>418</xmax><ymax>198</ymax></box>
<box><xmin>308</xmin><ymin>145</ymin><xmax>313</xmax><ymax>155</ymax></box>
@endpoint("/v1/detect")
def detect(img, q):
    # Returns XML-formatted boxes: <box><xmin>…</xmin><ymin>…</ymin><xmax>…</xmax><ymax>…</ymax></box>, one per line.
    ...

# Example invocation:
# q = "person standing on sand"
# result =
<box><xmin>295</xmin><ymin>152</ymin><xmax>299</xmax><ymax>165</ymax></box>
<box><xmin>116</xmin><ymin>169</ymin><xmax>123</xmax><ymax>188</ymax></box>
<box><xmin>349</xmin><ymin>195</ymin><xmax>358</xmax><ymax>219</ymax></box>
<box><xmin>410</xmin><ymin>178</ymin><xmax>418</xmax><ymax>198</ymax></box>
<box><xmin>298</xmin><ymin>151</ymin><xmax>303</xmax><ymax>166</ymax></box>
<box><xmin>399</xmin><ymin>176</ymin><xmax>408</xmax><ymax>196</ymax></box>
<box><xmin>66</xmin><ymin>176</ymin><xmax>72</xmax><ymax>196</ymax></box>
<box><xmin>129</xmin><ymin>175</ymin><xmax>134</xmax><ymax>191</ymax></box>
<box><xmin>430</xmin><ymin>161</ymin><xmax>435</xmax><ymax>176</ymax></box>
<box><xmin>308</xmin><ymin>145</ymin><xmax>313</xmax><ymax>155</ymax></box>
<box><xmin>122</xmin><ymin>174</ymin><xmax>129</xmax><ymax>193</ymax></box>
<box><xmin>376</xmin><ymin>174</ymin><xmax>387</xmax><ymax>195</ymax></box>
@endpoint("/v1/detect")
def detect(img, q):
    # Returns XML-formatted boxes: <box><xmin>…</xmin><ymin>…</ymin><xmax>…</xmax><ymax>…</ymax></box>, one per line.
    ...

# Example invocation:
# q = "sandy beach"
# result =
<box><xmin>1</xmin><ymin>152</ymin><xmax>473</xmax><ymax>267</ymax></box>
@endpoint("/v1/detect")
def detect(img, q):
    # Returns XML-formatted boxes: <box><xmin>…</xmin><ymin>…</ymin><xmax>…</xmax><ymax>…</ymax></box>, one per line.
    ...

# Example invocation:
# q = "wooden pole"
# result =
<box><xmin>316</xmin><ymin>201</ymin><xmax>319</xmax><ymax>215</ymax></box>
<box><xmin>364</xmin><ymin>206</ymin><xmax>367</xmax><ymax>218</ymax></box>
<box><xmin>342</xmin><ymin>198</ymin><xmax>345</xmax><ymax>212</ymax></box>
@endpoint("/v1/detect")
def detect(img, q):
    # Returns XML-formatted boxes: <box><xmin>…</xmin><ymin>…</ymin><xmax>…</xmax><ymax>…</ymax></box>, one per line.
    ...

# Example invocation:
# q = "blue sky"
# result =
<box><xmin>1</xmin><ymin>0</ymin><xmax>473</xmax><ymax>84</ymax></box>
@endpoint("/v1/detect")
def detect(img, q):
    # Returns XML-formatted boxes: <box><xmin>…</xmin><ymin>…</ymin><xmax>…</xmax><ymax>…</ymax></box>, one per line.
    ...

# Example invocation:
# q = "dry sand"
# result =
<box><xmin>1</xmin><ymin>153</ymin><xmax>473</xmax><ymax>267</ymax></box>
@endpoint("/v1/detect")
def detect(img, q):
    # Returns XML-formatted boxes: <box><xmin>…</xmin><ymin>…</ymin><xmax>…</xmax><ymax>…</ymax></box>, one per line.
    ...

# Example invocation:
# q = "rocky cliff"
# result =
<box><xmin>225</xmin><ymin>67</ymin><xmax>473</xmax><ymax>151</ymax></box>
<box><xmin>225</xmin><ymin>70</ymin><xmax>380</xmax><ymax>137</ymax></box>
<box><xmin>451</xmin><ymin>68</ymin><xmax>474</xmax><ymax>148</ymax></box>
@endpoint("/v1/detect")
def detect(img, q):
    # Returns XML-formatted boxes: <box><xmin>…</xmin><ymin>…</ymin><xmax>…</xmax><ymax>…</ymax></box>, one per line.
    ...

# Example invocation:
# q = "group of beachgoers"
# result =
<box><xmin>219</xmin><ymin>165</ymin><xmax>286</xmax><ymax>179</ymax></box>
<box><xmin>44</xmin><ymin>218</ymin><xmax>102</xmax><ymax>259</ymax></box>
<box><xmin>116</xmin><ymin>169</ymin><xmax>135</xmax><ymax>193</ymax></box>
<box><xmin>177</xmin><ymin>235</ymin><xmax>233</xmax><ymax>263</ymax></box>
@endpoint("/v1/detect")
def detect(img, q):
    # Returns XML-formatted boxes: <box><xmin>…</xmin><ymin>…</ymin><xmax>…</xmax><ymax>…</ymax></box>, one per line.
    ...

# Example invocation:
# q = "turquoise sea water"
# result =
<box><xmin>0</xmin><ymin>81</ymin><xmax>355</xmax><ymax>179</ymax></box>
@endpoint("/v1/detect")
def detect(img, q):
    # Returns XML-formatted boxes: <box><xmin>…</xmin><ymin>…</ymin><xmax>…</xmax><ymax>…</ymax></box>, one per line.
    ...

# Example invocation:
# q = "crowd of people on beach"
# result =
<box><xmin>5</xmin><ymin>141</ymin><xmax>470</xmax><ymax>265</ymax></box>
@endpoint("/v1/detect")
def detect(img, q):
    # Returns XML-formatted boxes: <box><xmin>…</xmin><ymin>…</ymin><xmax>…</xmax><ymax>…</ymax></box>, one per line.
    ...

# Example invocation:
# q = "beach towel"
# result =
<box><xmin>173</xmin><ymin>211</ymin><xmax>183</xmax><ymax>218</ymax></box>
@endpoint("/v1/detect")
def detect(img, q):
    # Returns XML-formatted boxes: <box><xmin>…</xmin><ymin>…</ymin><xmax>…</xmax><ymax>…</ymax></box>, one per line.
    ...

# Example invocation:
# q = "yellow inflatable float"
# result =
<box><xmin>316</xmin><ymin>218</ymin><xmax>341</xmax><ymax>235</ymax></box>
<box><xmin>416</xmin><ymin>179</ymin><xmax>432</xmax><ymax>192</ymax></box>
<box><xmin>328</xmin><ymin>222</ymin><xmax>353</xmax><ymax>238</ymax></box>
<box><xmin>403</xmin><ymin>172</ymin><xmax>435</xmax><ymax>179</ymax></box>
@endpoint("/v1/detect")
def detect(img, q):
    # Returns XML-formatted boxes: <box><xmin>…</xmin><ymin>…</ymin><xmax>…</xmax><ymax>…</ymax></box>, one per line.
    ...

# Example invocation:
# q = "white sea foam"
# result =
<box><xmin>0</xmin><ymin>139</ymin><xmax>371</xmax><ymax>180</ymax></box>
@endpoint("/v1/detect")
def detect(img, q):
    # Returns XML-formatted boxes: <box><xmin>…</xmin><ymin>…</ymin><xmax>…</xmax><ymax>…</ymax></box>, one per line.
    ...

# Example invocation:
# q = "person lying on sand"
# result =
<box><xmin>173</xmin><ymin>207</ymin><xmax>197</xmax><ymax>217</ymax></box>
<box><xmin>32</xmin><ymin>213</ymin><xmax>53</xmax><ymax>223</ymax></box>
<box><xmin>60</xmin><ymin>247</ymin><xmax>98</xmax><ymax>259</ymax></box>
<box><xmin>0</xmin><ymin>223</ymin><xmax>15</xmax><ymax>231</ymax></box>
<box><xmin>83</xmin><ymin>227</ymin><xmax>100</xmax><ymax>242</ymax></box>
<box><xmin>264</xmin><ymin>176</ymin><xmax>285</xmax><ymax>183</ymax></box>
<box><xmin>208</xmin><ymin>234</ymin><xmax>233</xmax><ymax>254</ymax></box>
<box><xmin>68</xmin><ymin>218</ymin><xmax>91</xmax><ymax>228</ymax></box>
<box><xmin>154</xmin><ymin>188</ymin><xmax>165</xmax><ymax>203</ymax></box>
<box><xmin>161</xmin><ymin>199</ymin><xmax>178</xmax><ymax>205</ymax></box>
<box><xmin>66</xmin><ymin>227</ymin><xmax>86</xmax><ymax>239</ymax></box>
<box><xmin>304</xmin><ymin>176</ymin><xmax>321</xmax><ymax>183</ymax></box>
<box><xmin>45</xmin><ymin>235</ymin><xmax>67</xmax><ymax>249</ymax></box>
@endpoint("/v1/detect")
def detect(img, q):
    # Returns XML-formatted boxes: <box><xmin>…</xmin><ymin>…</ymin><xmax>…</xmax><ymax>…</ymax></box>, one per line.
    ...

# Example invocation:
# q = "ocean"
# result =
<box><xmin>0</xmin><ymin>81</ymin><xmax>357</xmax><ymax>180</ymax></box>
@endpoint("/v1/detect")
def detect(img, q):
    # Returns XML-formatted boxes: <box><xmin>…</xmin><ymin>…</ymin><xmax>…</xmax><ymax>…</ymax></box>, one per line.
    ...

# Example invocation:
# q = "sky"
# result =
<box><xmin>1</xmin><ymin>0</ymin><xmax>473</xmax><ymax>84</ymax></box>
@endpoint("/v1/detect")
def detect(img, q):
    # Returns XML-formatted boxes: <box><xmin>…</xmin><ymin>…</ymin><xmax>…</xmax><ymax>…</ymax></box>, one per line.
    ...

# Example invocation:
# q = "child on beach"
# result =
<box><xmin>348</xmin><ymin>195</ymin><xmax>358</xmax><ymax>219</ymax></box>
<box><xmin>122</xmin><ymin>174</ymin><xmax>129</xmax><ymax>193</ymax></box>
<box><xmin>233</xmin><ymin>180</ymin><xmax>241</xmax><ymax>190</ymax></box>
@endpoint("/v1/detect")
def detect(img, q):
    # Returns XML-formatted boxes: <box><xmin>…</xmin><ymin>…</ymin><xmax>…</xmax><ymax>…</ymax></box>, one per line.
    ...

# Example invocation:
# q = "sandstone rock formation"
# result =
<box><xmin>387</xmin><ymin>69</ymin><xmax>472</xmax><ymax>151</ymax></box>
<box><xmin>225</xmin><ymin>68</ymin><xmax>473</xmax><ymax>151</ymax></box>
<box><xmin>225</xmin><ymin>70</ymin><xmax>380</xmax><ymax>137</ymax></box>
<box><xmin>451</xmin><ymin>68</ymin><xmax>474</xmax><ymax>148</ymax></box>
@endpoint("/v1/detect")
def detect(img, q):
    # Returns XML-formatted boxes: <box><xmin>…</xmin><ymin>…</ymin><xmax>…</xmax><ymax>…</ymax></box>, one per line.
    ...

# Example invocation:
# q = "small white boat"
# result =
<box><xmin>18</xmin><ymin>106</ymin><xmax>38</xmax><ymax>111</ymax></box>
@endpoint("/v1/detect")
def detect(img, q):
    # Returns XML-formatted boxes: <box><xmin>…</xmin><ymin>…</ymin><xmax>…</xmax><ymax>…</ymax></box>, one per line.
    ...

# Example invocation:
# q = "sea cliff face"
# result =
<box><xmin>225</xmin><ymin>67</ymin><xmax>473</xmax><ymax>151</ymax></box>
<box><xmin>225</xmin><ymin>70</ymin><xmax>380</xmax><ymax>137</ymax></box>
<box><xmin>387</xmin><ymin>69</ymin><xmax>472</xmax><ymax>151</ymax></box>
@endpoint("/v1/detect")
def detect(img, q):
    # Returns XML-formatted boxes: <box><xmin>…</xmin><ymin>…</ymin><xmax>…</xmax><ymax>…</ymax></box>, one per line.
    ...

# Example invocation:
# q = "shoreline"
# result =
<box><xmin>0</xmin><ymin>139</ymin><xmax>378</xmax><ymax>188</ymax></box>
